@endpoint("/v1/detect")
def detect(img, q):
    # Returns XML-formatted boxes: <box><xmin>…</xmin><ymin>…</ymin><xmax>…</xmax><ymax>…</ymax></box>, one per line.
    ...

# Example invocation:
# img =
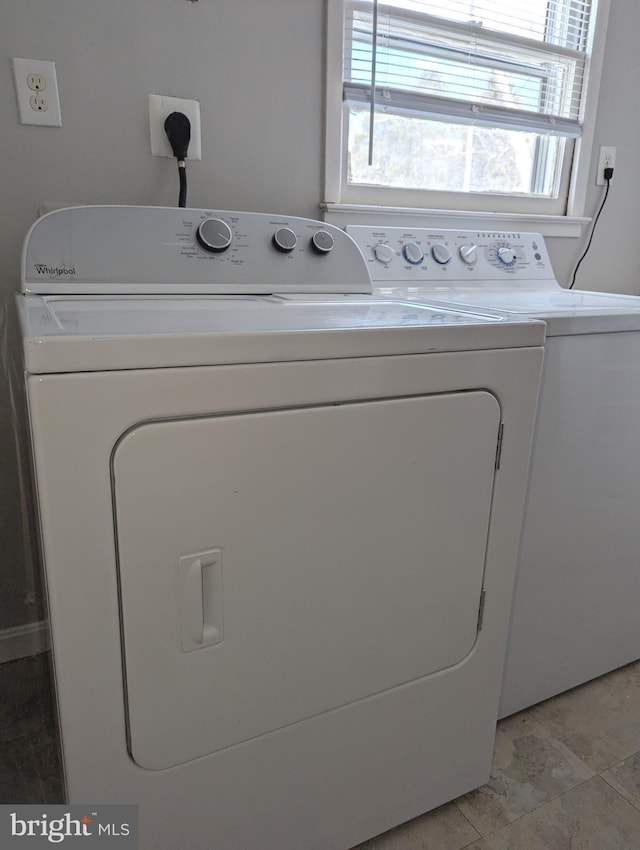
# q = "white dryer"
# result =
<box><xmin>17</xmin><ymin>206</ymin><xmax>543</xmax><ymax>850</ymax></box>
<box><xmin>348</xmin><ymin>225</ymin><xmax>640</xmax><ymax>718</ymax></box>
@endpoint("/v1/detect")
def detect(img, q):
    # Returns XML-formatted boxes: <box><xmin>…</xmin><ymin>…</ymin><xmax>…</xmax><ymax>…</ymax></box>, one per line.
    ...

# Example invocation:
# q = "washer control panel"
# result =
<box><xmin>22</xmin><ymin>206</ymin><xmax>369</xmax><ymax>295</ymax></box>
<box><xmin>346</xmin><ymin>226</ymin><xmax>555</xmax><ymax>285</ymax></box>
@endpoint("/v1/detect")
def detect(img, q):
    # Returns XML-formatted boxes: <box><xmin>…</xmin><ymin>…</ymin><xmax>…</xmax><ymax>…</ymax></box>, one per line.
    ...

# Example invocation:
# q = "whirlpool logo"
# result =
<box><xmin>1</xmin><ymin>806</ymin><xmax>138</xmax><ymax>847</ymax></box>
<box><xmin>34</xmin><ymin>264</ymin><xmax>76</xmax><ymax>277</ymax></box>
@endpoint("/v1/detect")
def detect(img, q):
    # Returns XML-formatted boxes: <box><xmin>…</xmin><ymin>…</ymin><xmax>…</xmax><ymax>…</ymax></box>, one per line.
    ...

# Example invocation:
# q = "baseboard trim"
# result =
<box><xmin>0</xmin><ymin>620</ymin><xmax>50</xmax><ymax>663</ymax></box>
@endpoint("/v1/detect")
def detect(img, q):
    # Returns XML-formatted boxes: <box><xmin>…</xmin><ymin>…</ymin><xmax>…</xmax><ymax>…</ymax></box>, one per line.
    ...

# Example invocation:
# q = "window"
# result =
<box><xmin>325</xmin><ymin>0</ymin><xmax>611</xmax><ymax>219</ymax></box>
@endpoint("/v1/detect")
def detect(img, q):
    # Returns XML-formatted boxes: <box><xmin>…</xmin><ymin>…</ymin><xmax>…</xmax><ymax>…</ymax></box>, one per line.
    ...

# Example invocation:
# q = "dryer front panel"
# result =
<box><xmin>112</xmin><ymin>391</ymin><xmax>500</xmax><ymax>769</ymax></box>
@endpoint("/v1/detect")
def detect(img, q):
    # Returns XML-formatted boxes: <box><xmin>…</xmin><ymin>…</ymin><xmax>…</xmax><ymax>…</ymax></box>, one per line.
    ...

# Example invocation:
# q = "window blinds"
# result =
<box><xmin>343</xmin><ymin>0</ymin><xmax>593</xmax><ymax>140</ymax></box>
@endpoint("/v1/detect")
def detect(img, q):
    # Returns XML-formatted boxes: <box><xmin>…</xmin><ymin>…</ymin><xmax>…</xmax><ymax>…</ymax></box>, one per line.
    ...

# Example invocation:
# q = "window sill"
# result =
<box><xmin>321</xmin><ymin>203</ymin><xmax>589</xmax><ymax>238</ymax></box>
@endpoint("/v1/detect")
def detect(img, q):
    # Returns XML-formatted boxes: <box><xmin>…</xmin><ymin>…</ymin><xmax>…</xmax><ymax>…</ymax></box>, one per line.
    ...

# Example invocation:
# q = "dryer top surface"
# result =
<box><xmin>17</xmin><ymin>292</ymin><xmax>544</xmax><ymax>373</ymax></box>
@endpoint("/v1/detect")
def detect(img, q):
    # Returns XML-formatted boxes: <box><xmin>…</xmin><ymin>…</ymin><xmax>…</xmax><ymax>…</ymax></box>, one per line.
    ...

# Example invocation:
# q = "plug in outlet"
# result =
<box><xmin>149</xmin><ymin>95</ymin><xmax>202</xmax><ymax>160</ymax></box>
<box><xmin>13</xmin><ymin>58</ymin><xmax>62</xmax><ymax>127</ymax></box>
<box><xmin>596</xmin><ymin>146</ymin><xmax>616</xmax><ymax>185</ymax></box>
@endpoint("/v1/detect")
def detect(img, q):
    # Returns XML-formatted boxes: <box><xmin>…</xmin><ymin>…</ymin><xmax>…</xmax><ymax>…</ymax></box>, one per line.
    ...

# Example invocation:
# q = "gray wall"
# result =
<box><xmin>548</xmin><ymin>0</ymin><xmax>640</xmax><ymax>293</ymax></box>
<box><xmin>0</xmin><ymin>0</ymin><xmax>639</xmax><ymax>632</ymax></box>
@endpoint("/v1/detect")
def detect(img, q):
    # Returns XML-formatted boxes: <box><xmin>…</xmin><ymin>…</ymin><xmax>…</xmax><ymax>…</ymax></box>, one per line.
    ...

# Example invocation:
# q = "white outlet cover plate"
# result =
<box><xmin>13</xmin><ymin>58</ymin><xmax>62</xmax><ymax>127</ymax></box>
<box><xmin>149</xmin><ymin>94</ymin><xmax>201</xmax><ymax>160</ymax></box>
<box><xmin>596</xmin><ymin>145</ymin><xmax>616</xmax><ymax>186</ymax></box>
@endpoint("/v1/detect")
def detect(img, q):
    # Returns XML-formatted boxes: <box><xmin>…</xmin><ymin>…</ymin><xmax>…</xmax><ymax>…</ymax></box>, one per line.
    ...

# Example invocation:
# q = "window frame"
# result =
<box><xmin>323</xmin><ymin>0</ymin><xmax>612</xmax><ymax>235</ymax></box>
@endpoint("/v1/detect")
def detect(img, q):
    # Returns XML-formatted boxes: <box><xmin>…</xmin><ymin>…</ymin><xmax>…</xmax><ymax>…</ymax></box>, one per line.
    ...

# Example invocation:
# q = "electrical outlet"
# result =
<box><xmin>30</xmin><ymin>95</ymin><xmax>47</xmax><ymax>112</ymax></box>
<box><xmin>13</xmin><ymin>58</ymin><xmax>62</xmax><ymax>127</ymax></box>
<box><xmin>596</xmin><ymin>145</ymin><xmax>616</xmax><ymax>185</ymax></box>
<box><xmin>27</xmin><ymin>74</ymin><xmax>46</xmax><ymax>92</ymax></box>
<box><xmin>149</xmin><ymin>94</ymin><xmax>202</xmax><ymax>160</ymax></box>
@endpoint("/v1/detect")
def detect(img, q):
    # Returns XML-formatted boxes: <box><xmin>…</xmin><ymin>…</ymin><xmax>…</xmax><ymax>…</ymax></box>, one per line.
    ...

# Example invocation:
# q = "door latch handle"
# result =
<box><xmin>178</xmin><ymin>549</ymin><xmax>223</xmax><ymax>651</ymax></box>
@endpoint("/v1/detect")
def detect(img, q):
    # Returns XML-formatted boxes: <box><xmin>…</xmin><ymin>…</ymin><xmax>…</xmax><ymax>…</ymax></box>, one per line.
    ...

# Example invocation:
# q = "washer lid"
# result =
<box><xmin>345</xmin><ymin>226</ymin><xmax>640</xmax><ymax>336</ymax></box>
<box><xmin>376</xmin><ymin>286</ymin><xmax>640</xmax><ymax>336</ymax></box>
<box><xmin>17</xmin><ymin>294</ymin><xmax>544</xmax><ymax>373</ymax></box>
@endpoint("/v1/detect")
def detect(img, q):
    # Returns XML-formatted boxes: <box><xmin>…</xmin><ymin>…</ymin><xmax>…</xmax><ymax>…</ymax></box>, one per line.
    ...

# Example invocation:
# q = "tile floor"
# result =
<box><xmin>0</xmin><ymin>652</ymin><xmax>63</xmax><ymax>803</ymax></box>
<box><xmin>4</xmin><ymin>653</ymin><xmax>640</xmax><ymax>848</ymax></box>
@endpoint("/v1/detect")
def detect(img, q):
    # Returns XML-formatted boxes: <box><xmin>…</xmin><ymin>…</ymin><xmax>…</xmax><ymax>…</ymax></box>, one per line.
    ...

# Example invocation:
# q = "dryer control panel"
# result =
<box><xmin>22</xmin><ymin>206</ymin><xmax>372</xmax><ymax>295</ymax></box>
<box><xmin>347</xmin><ymin>226</ymin><xmax>557</xmax><ymax>287</ymax></box>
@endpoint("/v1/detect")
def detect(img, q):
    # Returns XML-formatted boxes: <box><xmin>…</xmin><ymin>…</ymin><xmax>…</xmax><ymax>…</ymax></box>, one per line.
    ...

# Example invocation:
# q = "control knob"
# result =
<box><xmin>196</xmin><ymin>218</ymin><xmax>233</xmax><ymax>254</ymax></box>
<box><xmin>459</xmin><ymin>244</ymin><xmax>478</xmax><ymax>265</ymax></box>
<box><xmin>431</xmin><ymin>243</ymin><xmax>452</xmax><ymax>265</ymax></box>
<box><xmin>310</xmin><ymin>230</ymin><xmax>335</xmax><ymax>254</ymax></box>
<box><xmin>273</xmin><ymin>227</ymin><xmax>298</xmax><ymax>253</ymax></box>
<box><xmin>373</xmin><ymin>243</ymin><xmax>395</xmax><ymax>264</ymax></box>
<box><xmin>497</xmin><ymin>246</ymin><xmax>517</xmax><ymax>266</ymax></box>
<box><xmin>402</xmin><ymin>242</ymin><xmax>424</xmax><ymax>265</ymax></box>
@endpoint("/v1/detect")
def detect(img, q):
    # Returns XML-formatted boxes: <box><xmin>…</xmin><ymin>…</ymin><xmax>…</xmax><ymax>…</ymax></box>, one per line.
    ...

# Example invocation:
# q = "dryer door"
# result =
<box><xmin>113</xmin><ymin>390</ymin><xmax>501</xmax><ymax>769</ymax></box>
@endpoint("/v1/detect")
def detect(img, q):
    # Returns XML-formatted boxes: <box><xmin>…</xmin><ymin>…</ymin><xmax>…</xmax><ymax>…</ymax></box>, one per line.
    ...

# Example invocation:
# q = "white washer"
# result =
<box><xmin>17</xmin><ymin>206</ymin><xmax>543</xmax><ymax>850</ymax></box>
<box><xmin>348</xmin><ymin>225</ymin><xmax>640</xmax><ymax>718</ymax></box>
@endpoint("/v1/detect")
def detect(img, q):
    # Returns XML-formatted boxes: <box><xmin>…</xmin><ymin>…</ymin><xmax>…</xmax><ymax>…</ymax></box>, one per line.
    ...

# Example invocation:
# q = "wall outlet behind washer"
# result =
<box><xmin>596</xmin><ymin>145</ymin><xmax>616</xmax><ymax>185</ymax></box>
<box><xmin>149</xmin><ymin>94</ymin><xmax>201</xmax><ymax>160</ymax></box>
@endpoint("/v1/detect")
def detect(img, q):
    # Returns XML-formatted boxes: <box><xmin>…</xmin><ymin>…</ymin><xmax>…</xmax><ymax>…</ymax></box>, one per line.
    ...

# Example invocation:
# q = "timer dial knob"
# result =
<box><xmin>373</xmin><ymin>243</ymin><xmax>395</xmax><ymax>264</ymax></box>
<box><xmin>459</xmin><ymin>244</ymin><xmax>478</xmax><ymax>265</ymax></box>
<box><xmin>497</xmin><ymin>246</ymin><xmax>517</xmax><ymax>266</ymax></box>
<box><xmin>431</xmin><ymin>243</ymin><xmax>452</xmax><ymax>265</ymax></box>
<box><xmin>273</xmin><ymin>227</ymin><xmax>298</xmax><ymax>253</ymax></box>
<box><xmin>311</xmin><ymin>230</ymin><xmax>335</xmax><ymax>254</ymax></box>
<box><xmin>402</xmin><ymin>242</ymin><xmax>424</xmax><ymax>265</ymax></box>
<box><xmin>196</xmin><ymin>218</ymin><xmax>233</xmax><ymax>253</ymax></box>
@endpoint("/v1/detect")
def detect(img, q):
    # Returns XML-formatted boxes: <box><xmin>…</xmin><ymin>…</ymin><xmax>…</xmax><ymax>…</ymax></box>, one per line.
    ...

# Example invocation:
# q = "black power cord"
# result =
<box><xmin>164</xmin><ymin>111</ymin><xmax>191</xmax><ymax>208</ymax></box>
<box><xmin>569</xmin><ymin>166</ymin><xmax>613</xmax><ymax>289</ymax></box>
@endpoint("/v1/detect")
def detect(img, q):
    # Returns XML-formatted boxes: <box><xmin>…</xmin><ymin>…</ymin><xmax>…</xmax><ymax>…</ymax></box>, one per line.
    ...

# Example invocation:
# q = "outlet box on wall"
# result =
<box><xmin>149</xmin><ymin>94</ymin><xmax>202</xmax><ymax>160</ymax></box>
<box><xmin>596</xmin><ymin>145</ymin><xmax>616</xmax><ymax>186</ymax></box>
<box><xmin>13</xmin><ymin>57</ymin><xmax>62</xmax><ymax>127</ymax></box>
